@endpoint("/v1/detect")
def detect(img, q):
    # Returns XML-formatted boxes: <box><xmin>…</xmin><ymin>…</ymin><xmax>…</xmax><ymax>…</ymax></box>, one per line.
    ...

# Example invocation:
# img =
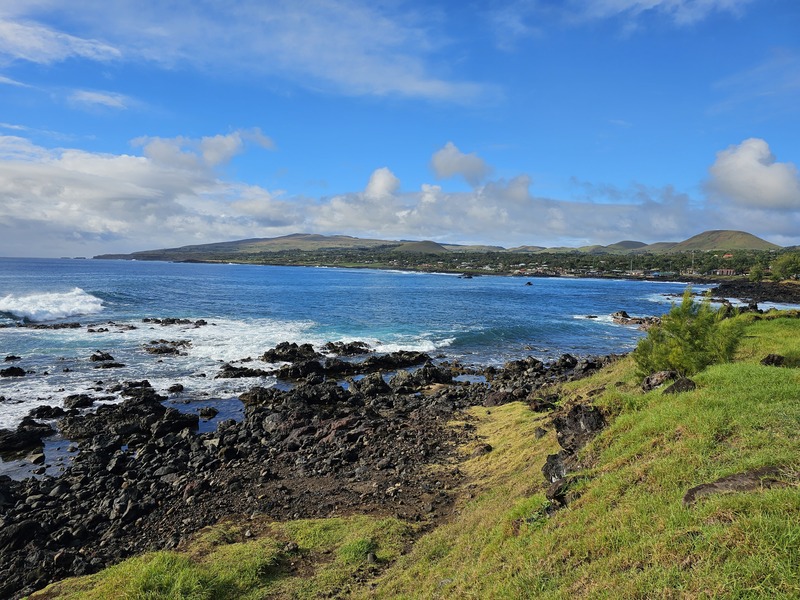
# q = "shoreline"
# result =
<box><xmin>0</xmin><ymin>344</ymin><xmax>616</xmax><ymax>599</ymax></box>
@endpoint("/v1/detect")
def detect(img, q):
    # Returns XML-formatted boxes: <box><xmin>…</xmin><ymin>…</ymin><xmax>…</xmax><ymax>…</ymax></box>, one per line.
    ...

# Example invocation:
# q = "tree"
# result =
<box><xmin>749</xmin><ymin>264</ymin><xmax>764</xmax><ymax>283</ymax></box>
<box><xmin>633</xmin><ymin>289</ymin><xmax>743</xmax><ymax>378</ymax></box>
<box><xmin>771</xmin><ymin>253</ymin><xmax>800</xmax><ymax>281</ymax></box>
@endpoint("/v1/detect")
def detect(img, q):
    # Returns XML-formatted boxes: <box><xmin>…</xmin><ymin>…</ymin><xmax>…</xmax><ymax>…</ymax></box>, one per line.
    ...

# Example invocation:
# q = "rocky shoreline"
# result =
<box><xmin>0</xmin><ymin>337</ymin><xmax>619</xmax><ymax>599</ymax></box>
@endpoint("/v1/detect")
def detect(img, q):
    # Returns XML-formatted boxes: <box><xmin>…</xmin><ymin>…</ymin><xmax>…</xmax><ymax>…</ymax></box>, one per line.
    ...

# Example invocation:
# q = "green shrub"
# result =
<box><xmin>633</xmin><ymin>288</ymin><xmax>743</xmax><ymax>378</ymax></box>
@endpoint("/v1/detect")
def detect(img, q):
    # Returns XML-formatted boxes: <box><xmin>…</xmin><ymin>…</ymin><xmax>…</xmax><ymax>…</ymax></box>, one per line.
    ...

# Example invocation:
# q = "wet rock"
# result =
<box><xmin>611</xmin><ymin>311</ymin><xmax>661</xmax><ymax>330</ymax></box>
<box><xmin>28</xmin><ymin>405</ymin><xmax>66</xmax><ymax>420</ymax></box>
<box><xmin>93</xmin><ymin>362</ymin><xmax>125</xmax><ymax>369</ymax></box>
<box><xmin>351</xmin><ymin>372</ymin><xmax>391</xmax><ymax>396</ymax></box>
<box><xmin>1</xmin><ymin>366</ymin><xmax>26</xmax><ymax>377</ymax></box>
<box><xmin>261</xmin><ymin>342</ymin><xmax>320</xmax><ymax>363</ymax></box>
<box><xmin>144</xmin><ymin>340</ymin><xmax>191</xmax><ymax>355</ymax></box>
<box><xmin>360</xmin><ymin>351</ymin><xmax>431</xmax><ymax>372</ymax></box>
<box><xmin>0</xmin><ymin>418</ymin><xmax>54</xmax><ymax>453</ymax></box>
<box><xmin>90</xmin><ymin>352</ymin><xmax>114</xmax><ymax>362</ymax></box>
<box><xmin>168</xmin><ymin>383</ymin><xmax>185</xmax><ymax>393</ymax></box>
<box><xmin>4</xmin><ymin>355</ymin><xmax>21</xmax><ymax>361</ymax></box>
<box><xmin>64</xmin><ymin>394</ymin><xmax>95</xmax><ymax>410</ymax></box>
<box><xmin>199</xmin><ymin>407</ymin><xmax>219</xmax><ymax>420</ymax></box>
<box><xmin>272</xmin><ymin>359</ymin><xmax>326</xmax><ymax>381</ymax></box>
<box><xmin>322</xmin><ymin>341</ymin><xmax>372</xmax><ymax>356</ymax></box>
<box><xmin>215</xmin><ymin>363</ymin><xmax>271</xmax><ymax>379</ymax></box>
<box><xmin>663</xmin><ymin>378</ymin><xmax>696</xmax><ymax>395</ymax></box>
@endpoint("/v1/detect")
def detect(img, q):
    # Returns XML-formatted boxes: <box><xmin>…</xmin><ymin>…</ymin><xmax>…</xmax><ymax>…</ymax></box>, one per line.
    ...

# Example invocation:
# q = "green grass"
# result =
<box><xmin>31</xmin><ymin>314</ymin><xmax>800</xmax><ymax>599</ymax></box>
<box><xmin>32</xmin><ymin>516</ymin><xmax>414</xmax><ymax>600</ymax></box>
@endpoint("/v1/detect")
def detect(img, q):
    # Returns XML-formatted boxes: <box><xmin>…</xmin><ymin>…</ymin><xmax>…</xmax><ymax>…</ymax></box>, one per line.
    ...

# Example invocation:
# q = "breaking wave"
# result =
<box><xmin>0</xmin><ymin>288</ymin><xmax>104</xmax><ymax>322</ymax></box>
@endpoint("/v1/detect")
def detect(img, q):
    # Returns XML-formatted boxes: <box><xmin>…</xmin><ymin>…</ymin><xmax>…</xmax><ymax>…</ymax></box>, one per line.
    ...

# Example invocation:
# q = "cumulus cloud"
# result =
<box><xmin>365</xmin><ymin>167</ymin><xmax>401</xmax><ymax>199</ymax></box>
<box><xmin>708</xmin><ymin>138</ymin><xmax>800</xmax><ymax>209</ymax></box>
<box><xmin>1</xmin><ymin>133</ymin><xmax>798</xmax><ymax>257</ymax></box>
<box><xmin>0</xmin><ymin>132</ymin><xmax>294</xmax><ymax>256</ymax></box>
<box><xmin>133</xmin><ymin>129</ymin><xmax>274</xmax><ymax>170</ymax></box>
<box><xmin>0</xmin><ymin>1</ymin><xmax>488</xmax><ymax>103</ymax></box>
<box><xmin>431</xmin><ymin>142</ymin><xmax>491</xmax><ymax>187</ymax></box>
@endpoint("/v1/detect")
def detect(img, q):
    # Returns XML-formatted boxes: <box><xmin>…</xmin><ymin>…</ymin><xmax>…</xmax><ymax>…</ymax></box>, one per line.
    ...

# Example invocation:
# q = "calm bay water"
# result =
<box><xmin>0</xmin><ymin>257</ymin><xmax>698</xmax><ymax>432</ymax></box>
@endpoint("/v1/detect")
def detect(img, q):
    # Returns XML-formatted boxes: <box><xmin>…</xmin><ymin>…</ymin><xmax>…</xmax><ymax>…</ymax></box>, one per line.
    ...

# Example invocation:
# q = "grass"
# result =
<box><xmin>31</xmin><ymin>314</ymin><xmax>800</xmax><ymax>599</ymax></box>
<box><xmin>32</xmin><ymin>516</ymin><xmax>414</xmax><ymax>600</ymax></box>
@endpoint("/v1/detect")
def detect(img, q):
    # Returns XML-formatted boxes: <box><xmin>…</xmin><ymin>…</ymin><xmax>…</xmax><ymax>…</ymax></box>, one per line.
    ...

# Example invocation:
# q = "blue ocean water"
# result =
<box><xmin>0</xmin><ymin>257</ymin><xmax>696</xmax><ymax>431</ymax></box>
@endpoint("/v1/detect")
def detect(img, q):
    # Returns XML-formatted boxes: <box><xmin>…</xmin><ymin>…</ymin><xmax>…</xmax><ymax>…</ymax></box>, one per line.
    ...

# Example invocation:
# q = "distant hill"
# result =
<box><xmin>640</xmin><ymin>241</ymin><xmax>678</xmax><ymax>252</ymax></box>
<box><xmin>607</xmin><ymin>240</ymin><xmax>648</xmax><ymax>251</ymax></box>
<box><xmin>667</xmin><ymin>230</ymin><xmax>779</xmax><ymax>252</ymax></box>
<box><xmin>95</xmin><ymin>229</ymin><xmax>782</xmax><ymax>262</ymax></box>
<box><xmin>95</xmin><ymin>233</ymin><xmax>400</xmax><ymax>261</ymax></box>
<box><xmin>392</xmin><ymin>241</ymin><xmax>449</xmax><ymax>254</ymax></box>
<box><xmin>508</xmin><ymin>245</ymin><xmax>547</xmax><ymax>253</ymax></box>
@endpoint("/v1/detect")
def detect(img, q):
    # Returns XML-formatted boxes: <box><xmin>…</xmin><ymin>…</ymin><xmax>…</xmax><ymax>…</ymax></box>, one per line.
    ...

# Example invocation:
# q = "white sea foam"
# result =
<box><xmin>0</xmin><ymin>288</ymin><xmax>104</xmax><ymax>322</ymax></box>
<box><xmin>573</xmin><ymin>314</ymin><xmax>615</xmax><ymax>325</ymax></box>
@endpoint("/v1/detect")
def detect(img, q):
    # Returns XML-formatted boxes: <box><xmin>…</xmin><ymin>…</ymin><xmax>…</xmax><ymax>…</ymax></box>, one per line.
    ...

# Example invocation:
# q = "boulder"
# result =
<box><xmin>553</xmin><ymin>404</ymin><xmax>605</xmax><ymax>454</ymax></box>
<box><xmin>0</xmin><ymin>417</ymin><xmax>54</xmax><ymax>453</ymax></box>
<box><xmin>761</xmin><ymin>354</ymin><xmax>786</xmax><ymax>367</ymax></box>
<box><xmin>261</xmin><ymin>342</ymin><xmax>320</xmax><ymax>363</ymax></box>
<box><xmin>683</xmin><ymin>466</ymin><xmax>791</xmax><ymax>506</ymax></box>
<box><xmin>215</xmin><ymin>363</ymin><xmax>271</xmax><ymax>379</ymax></box>
<box><xmin>322</xmin><ymin>341</ymin><xmax>372</xmax><ymax>356</ymax></box>
<box><xmin>641</xmin><ymin>370</ymin><xmax>678</xmax><ymax>392</ymax></box>
<box><xmin>663</xmin><ymin>377</ymin><xmax>696</xmax><ymax>395</ymax></box>
<box><xmin>0</xmin><ymin>366</ymin><xmax>26</xmax><ymax>377</ymax></box>
<box><xmin>64</xmin><ymin>394</ymin><xmax>95</xmax><ymax>410</ymax></box>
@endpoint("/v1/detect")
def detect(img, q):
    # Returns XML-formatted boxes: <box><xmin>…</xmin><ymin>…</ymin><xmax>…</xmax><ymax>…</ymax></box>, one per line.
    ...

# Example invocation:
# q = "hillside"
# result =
<box><xmin>93</xmin><ymin>229</ymin><xmax>783</xmax><ymax>263</ymax></box>
<box><xmin>32</xmin><ymin>311</ymin><xmax>800</xmax><ymax>599</ymax></box>
<box><xmin>668</xmin><ymin>230</ymin><xmax>780</xmax><ymax>252</ymax></box>
<box><xmin>391</xmin><ymin>240</ymin><xmax>449</xmax><ymax>253</ymax></box>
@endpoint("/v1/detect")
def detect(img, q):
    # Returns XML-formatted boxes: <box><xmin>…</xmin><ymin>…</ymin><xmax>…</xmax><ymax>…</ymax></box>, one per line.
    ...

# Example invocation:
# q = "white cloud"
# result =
<box><xmin>133</xmin><ymin>129</ymin><xmax>274</xmax><ymax>170</ymax></box>
<box><xmin>0</xmin><ymin>1</ymin><xmax>488</xmax><ymax>103</ymax></box>
<box><xmin>573</xmin><ymin>0</ymin><xmax>754</xmax><ymax>25</ymax></box>
<box><xmin>0</xmin><ymin>17</ymin><xmax>120</xmax><ymax>64</ymax></box>
<box><xmin>708</xmin><ymin>138</ymin><xmax>800</xmax><ymax>209</ymax></box>
<box><xmin>0</xmin><ymin>132</ymin><xmax>293</xmax><ymax>256</ymax></box>
<box><xmin>1</xmin><ymin>133</ymin><xmax>798</xmax><ymax>257</ymax></box>
<box><xmin>0</xmin><ymin>73</ymin><xmax>31</xmax><ymax>87</ymax></box>
<box><xmin>431</xmin><ymin>142</ymin><xmax>491</xmax><ymax>187</ymax></box>
<box><xmin>68</xmin><ymin>90</ymin><xmax>132</xmax><ymax>110</ymax></box>
<box><xmin>365</xmin><ymin>167</ymin><xmax>401</xmax><ymax>199</ymax></box>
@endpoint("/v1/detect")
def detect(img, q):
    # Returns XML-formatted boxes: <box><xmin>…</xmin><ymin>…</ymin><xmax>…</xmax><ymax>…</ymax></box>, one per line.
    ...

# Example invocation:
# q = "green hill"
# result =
<box><xmin>94</xmin><ymin>229</ymin><xmax>783</xmax><ymax>263</ymax></box>
<box><xmin>606</xmin><ymin>240</ymin><xmax>648</xmax><ymax>251</ymax></box>
<box><xmin>391</xmin><ymin>240</ymin><xmax>449</xmax><ymax>253</ymax></box>
<box><xmin>669</xmin><ymin>230</ymin><xmax>780</xmax><ymax>252</ymax></box>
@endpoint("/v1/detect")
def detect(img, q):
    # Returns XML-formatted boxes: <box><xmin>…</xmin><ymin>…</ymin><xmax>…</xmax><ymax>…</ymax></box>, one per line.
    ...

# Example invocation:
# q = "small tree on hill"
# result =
<box><xmin>633</xmin><ymin>288</ymin><xmax>743</xmax><ymax>378</ymax></box>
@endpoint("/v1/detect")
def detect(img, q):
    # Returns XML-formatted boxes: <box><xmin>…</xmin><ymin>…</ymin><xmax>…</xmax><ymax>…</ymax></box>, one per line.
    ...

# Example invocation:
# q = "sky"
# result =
<box><xmin>0</xmin><ymin>0</ymin><xmax>799</xmax><ymax>257</ymax></box>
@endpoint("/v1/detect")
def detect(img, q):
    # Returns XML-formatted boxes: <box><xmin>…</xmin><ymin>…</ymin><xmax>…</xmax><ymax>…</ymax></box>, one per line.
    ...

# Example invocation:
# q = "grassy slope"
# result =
<box><xmin>31</xmin><ymin>315</ymin><xmax>800</xmax><ymax>599</ymax></box>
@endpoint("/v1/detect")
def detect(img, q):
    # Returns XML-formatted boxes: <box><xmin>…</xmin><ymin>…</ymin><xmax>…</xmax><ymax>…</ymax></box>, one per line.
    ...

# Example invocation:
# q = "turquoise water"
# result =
<box><xmin>0</xmin><ymin>257</ymin><xmax>695</xmax><ymax>430</ymax></box>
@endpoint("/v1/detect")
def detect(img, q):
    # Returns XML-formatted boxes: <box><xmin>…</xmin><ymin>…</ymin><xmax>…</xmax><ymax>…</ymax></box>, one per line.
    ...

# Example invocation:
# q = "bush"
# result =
<box><xmin>633</xmin><ymin>289</ymin><xmax>743</xmax><ymax>378</ymax></box>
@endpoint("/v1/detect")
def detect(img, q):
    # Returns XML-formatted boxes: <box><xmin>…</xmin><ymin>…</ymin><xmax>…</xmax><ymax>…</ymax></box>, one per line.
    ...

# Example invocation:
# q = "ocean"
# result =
<box><xmin>0</xmin><ymin>257</ymin><xmax>704</xmax><ymax>437</ymax></box>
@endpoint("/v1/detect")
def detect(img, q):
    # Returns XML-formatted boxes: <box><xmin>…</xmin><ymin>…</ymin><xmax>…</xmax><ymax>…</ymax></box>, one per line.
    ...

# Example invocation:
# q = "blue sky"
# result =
<box><xmin>1</xmin><ymin>0</ymin><xmax>799</xmax><ymax>256</ymax></box>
